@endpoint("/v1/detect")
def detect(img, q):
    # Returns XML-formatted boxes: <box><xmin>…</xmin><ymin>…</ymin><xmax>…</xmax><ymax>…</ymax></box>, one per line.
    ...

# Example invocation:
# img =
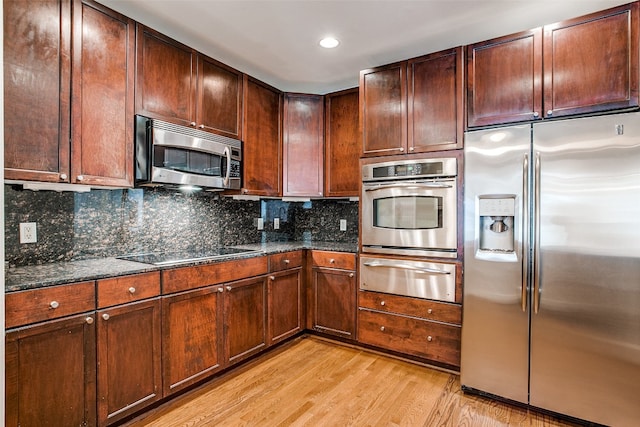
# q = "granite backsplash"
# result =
<box><xmin>4</xmin><ymin>185</ymin><xmax>358</xmax><ymax>267</ymax></box>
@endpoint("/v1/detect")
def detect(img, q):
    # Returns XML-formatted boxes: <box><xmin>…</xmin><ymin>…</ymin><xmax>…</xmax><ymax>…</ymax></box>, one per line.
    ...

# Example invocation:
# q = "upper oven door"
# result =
<box><xmin>361</xmin><ymin>178</ymin><xmax>457</xmax><ymax>258</ymax></box>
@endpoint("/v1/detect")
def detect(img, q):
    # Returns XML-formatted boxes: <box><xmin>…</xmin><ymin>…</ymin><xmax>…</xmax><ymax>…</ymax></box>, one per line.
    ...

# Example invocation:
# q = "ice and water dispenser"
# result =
<box><xmin>477</xmin><ymin>196</ymin><xmax>516</xmax><ymax>255</ymax></box>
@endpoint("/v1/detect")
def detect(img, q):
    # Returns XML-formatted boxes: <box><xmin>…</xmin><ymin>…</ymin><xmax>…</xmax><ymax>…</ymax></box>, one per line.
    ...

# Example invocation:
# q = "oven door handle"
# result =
<box><xmin>363</xmin><ymin>261</ymin><xmax>451</xmax><ymax>275</ymax></box>
<box><xmin>364</xmin><ymin>182</ymin><xmax>453</xmax><ymax>191</ymax></box>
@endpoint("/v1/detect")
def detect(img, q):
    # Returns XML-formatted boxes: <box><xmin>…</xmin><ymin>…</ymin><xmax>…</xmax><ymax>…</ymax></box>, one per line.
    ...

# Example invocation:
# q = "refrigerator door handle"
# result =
<box><xmin>521</xmin><ymin>153</ymin><xmax>529</xmax><ymax>312</ymax></box>
<box><xmin>533</xmin><ymin>152</ymin><xmax>542</xmax><ymax>313</ymax></box>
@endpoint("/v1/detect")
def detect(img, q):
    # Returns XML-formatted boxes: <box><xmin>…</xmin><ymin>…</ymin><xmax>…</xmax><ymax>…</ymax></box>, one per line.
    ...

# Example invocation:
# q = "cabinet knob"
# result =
<box><xmin>547</xmin><ymin>110</ymin><xmax>553</xmax><ymax>116</ymax></box>
<box><xmin>190</xmin><ymin>122</ymin><xmax>196</xmax><ymax>127</ymax></box>
<box><xmin>284</xmin><ymin>259</ymin><xmax>290</xmax><ymax>264</ymax></box>
<box><xmin>380</xmin><ymin>301</ymin><xmax>385</xmax><ymax>306</ymax></box>
<box><xmin>533</xmin><ymin>111</ymin><xmax>539</xmax><ymax>118</ymax></box>
<box><xmin>226</xmin><ymin>286</ymin><xmax>232</xmax><ymax>291</ymax></box>
<box><xmin>269</xmin><ymin>276</ymin><xmax>275</xmax><ymax>281</ymax></box>
<box><xmin>85</xmin><ymin>317</ymin><xmax>94</xmax><ymax>325</ymax></box>
<box><xmin>76</xmin><ymin>175</ymin><xmax>84</xmax><ymax>181</ymax></box>
<box><xmin>49</xmin><ymin>301</ymin><xmax>59</xmax><ymax>309</ymax></box>
<box><xmin>102</xmin><ymin>313</ymin><xmax>110</xmax><ymax>321</ymax></box>
<box><xmin>409</xmin><ymin>146</ymin><xmax>415</xmax><ymax>151</ymax></box>
<box><xmin>217</xmin><ymin>287</ymin><xmax>224</xmax><ymax>293</ymax></box>
<box><xmin>427</xmin><ymin>308</ymin><xmax>433</xmax><ymax>314</ymax></box>
<box><xmin>128</xmin><ymin>287</ymin><xmax>136</xmax><ymax>294</ymax></box>
<box><xmin>349</xmin><ymin>273</ymin><xmax>354</xmax><ymax>278</ymax></box>
<box><xmin>329</xmin><ymin>258</ymin><xmax>335</xmax><ymax>264</ymax></box>
<box><xmin>399</xmin><ymin>147</ymin><xmax>404</xmax><ymax>152</ymax></box>
<box><xmin>427</xmin><ymin>336</ymin><xmax>433</xmax><ymax>342</ymax></box>
<box><xmin>59</xmin><ymin>173</ymin><xmax>68</xmax><ymax>180</ymax></box>
<box><xmin>380</xmin><ymin>326</ymin><xmax>385</xmax><ymax>332</ymax></box>
<box><xmin>199</xmin><ymin>124</ymin><xmax>205</xmax><ymax>129</ymax></box>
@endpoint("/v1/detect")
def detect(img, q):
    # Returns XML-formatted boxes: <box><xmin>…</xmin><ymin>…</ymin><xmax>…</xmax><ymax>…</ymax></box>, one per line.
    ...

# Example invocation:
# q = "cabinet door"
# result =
<box><xmin>543</xmin><ymin>2</ymin><xmax>639</xmax><ymax>118</ymax></box>
<box><xmin>467</xmin><ymin>28</ymin><xmax>542</xmax><ymax>127</ymax></box>
<box><xmin>135</xmin><ymin>24</ymin><xmax>196</xmax><ymax>126</ymax></box>
<box><xmin>242</xmin><ymin>76</ymin><xmax>282</xmax><ymax>196</ymax></box>
<box><xmin>312</xmin><ymin>267</ymin><xmax>357</xmax><ymax>340</ymax></box>
<box><xmin>268</xmin><ymin>268</ymin><xmax>302</xmax><ymax>345</ymax></box>
<box><xmin>197</xmin><ymin>54</ymin><xmax>243</xmax><ymax>139</ymax></box>
<box><xmin>224</xmin><ymin>276</ymin><xmax>267</xmax><ymax>365</ymax></box>
<box><xmin>283</xmin><ymin>93</ymin><xmax>324</xmax><ymax>197</ymax></box>
<box><xmin>6</xmin><ymin>313</ymin><xmax>96</xmax><ymax>427</ymax></box>
<box><xmin>408</xmin><ymin>47</ymin><xmax>464</xmax><ymax>152</ymax></box>
<box><xmin>359</xmin><ymin>62</ymin><xmax>407</xmax><ymax>157</ymax></box>
<box><xmin>4</xmin><ymin>0</ymin><xmax>71</xmax><ymax>182</ymax></box>
<box><xmin>162</xmin><ymin>286</ymin><xmax>224</xmax><ymax>396</ymax></box>
<box><xmin>97</xmin><ymin>298</ymin><xmax>161</xmax><ymax>426</ymax></box>
<box><xmin>324</xmin><ymin>88</ymin><xmax>360</xmax><ymax>197</ymax></box>
<box><xmin>71</xmin><ymin>0</ymin><xmax>134</xmax><ymax>187</ymax></box>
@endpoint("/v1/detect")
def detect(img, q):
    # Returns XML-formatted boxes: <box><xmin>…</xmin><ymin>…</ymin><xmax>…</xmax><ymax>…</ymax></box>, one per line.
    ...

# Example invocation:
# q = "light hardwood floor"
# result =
<box><xmin>124</xmin><ymin>336</ymin><xmax>580</xmax><ymax>427</ymax></box>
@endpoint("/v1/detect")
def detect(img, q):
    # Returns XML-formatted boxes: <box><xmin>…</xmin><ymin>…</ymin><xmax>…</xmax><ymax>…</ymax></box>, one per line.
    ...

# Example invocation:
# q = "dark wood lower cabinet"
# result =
<box><xmin>268</xmin><ymin>268</ymin><xmax>303</xmax><ymax>345</ymax></box>
<box><xmin>311</xmin><ymin>266</ymin><xmax>357</xmax><ymax>340</ymax></box>
<box><xmin>162</xmin><ymin>285</ymin><xmax>224</xmax><ymax>396</ymax></box>
<box><xmin>5</xmin><ymin>313</ymin><xmax>97</xmax><ymax>427</ymax></box>
<box><xmin>97</xmin><ymin>298</ymin><xmax>162</xmax><ymax>426</ymax></box>
<box><xmin>224</xmin><ymin>276</ymin><xmax>268</xmax><ymax>365</ymax></box>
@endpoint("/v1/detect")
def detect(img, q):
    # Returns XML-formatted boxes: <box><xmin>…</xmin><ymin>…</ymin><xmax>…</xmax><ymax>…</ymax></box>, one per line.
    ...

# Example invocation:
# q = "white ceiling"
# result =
<box><xmin>100</xmin><ymin>0</ymin><xmax>630</xmax><ymax>94</ymax></box>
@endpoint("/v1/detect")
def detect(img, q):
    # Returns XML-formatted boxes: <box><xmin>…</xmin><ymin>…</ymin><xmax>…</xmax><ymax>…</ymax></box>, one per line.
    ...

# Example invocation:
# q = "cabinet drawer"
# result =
<box><xmin>97</xmin><ymin>272</ymin><xmax>160</xmax><ymax>308</ymax></box>
<box><xmin>358</xmin><ymin>291</ymin><xmax>461</xmax><ymax>325</ymax></box>
<box><xmin>358</xmin><ymin>309</ymin><xmax>461</xmax><ymax>367</ymax></box>
<box><xmin>162</xmin><ymin>256</ymin><xmax>268</xmax><ymax>294</ymax></box>
<box><xmin>311</xmin><ymin>251</ymin><xmax>356</xmax><ymax>270</ymax></box>
<box><xmin>6</xmin><ymin>282</ymin><xmax>96</xmax><ymax>328</ymax></box>
<box><xmin>269</xmin><ymin>251</ymin><xmax>303</xmax><ymax>272</ymax></box>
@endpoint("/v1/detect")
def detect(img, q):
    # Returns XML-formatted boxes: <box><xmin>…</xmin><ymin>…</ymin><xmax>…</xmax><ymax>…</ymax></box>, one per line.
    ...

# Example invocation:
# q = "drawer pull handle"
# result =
<box><xmin>269</xmin><ymin>276</ymin><xmax>276</xmax><ymax>281</ymax></box>
<box><xmin>49</xmin><ymin>301</ymin><xmax>59</xmax><ymax>309</ymax></box>
<box><xmin>427</xmin><ymin>309</ymin><xmax>433</xmax><ymax>314</ymax></box>
<box><xmin>380</xmin><ymin>326</ymin><xmax>385</xmax><ymax>332</ymax></box>
<box><xmin>349</xmin><ymin>273</ymin><xmax>354</xmax><ymax>278</ymax></box>
<box><xmin>85</xmin><ymin>317</ymin><xmax>94</xmax><ymax>325</ymax></box>
<box><xmin>284</xmin><ymin>259</ymin><xmax>290</xmax><ymax>264</ymax></box>
<box><xmin>128</xmin><ymin>287</ymin><xmax>136</xmax><ymax>294</ymax></box>
<box><xmin>380</xmin><ymin>301</ymin><xmax>385</xmax><ymax>306</ymax></box>
<box><xmin>226</xmin><ymin>286</ymin><xmax>232</xmax><ymax>291</ymax></box>
<box><xmin>329</xmin><ymin>258</ymin><xmax>335</xmax><ymax>264</ymax></box>
<box><xmin>427</xmin><ymin>336</ymin><xmax>433</xmax><ymax>342</ymax></box>
<box><xmin>102</xmin><ymin>313</ymin><xmax>110</xmax><ymax>321</ymax></box>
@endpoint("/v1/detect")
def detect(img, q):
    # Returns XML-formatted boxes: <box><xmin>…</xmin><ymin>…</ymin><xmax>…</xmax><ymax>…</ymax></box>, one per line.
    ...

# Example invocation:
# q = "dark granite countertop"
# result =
<box><xmin>5</xmin><ymin>241</ymin><xmax>358</xmax><ymax>293</ymax></box>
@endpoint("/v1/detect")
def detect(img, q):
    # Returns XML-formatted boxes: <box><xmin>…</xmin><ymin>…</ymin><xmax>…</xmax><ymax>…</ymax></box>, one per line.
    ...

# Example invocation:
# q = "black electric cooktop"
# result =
<box><xmin>117</xmin><ymin>247</ymin><xmax>262</xmax><ymax>266</ymax></box>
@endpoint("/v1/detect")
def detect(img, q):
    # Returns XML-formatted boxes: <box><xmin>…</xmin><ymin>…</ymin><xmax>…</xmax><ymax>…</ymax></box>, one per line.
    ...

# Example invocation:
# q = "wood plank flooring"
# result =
<box><xmin>123</xmin><ymin>336</ymin><xmax>581</xmax><ymax>427</ymax></box>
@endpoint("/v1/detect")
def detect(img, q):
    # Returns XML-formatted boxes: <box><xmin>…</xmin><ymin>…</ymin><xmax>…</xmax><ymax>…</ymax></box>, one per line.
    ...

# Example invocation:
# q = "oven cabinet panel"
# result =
<box><xmin>162</xmin><ymin>285</ymin><xmax>225</xmax><ymax>397</ymax></box>
<box><xmin>358</xmin><ymin>308</ymin><xmax>461</xmax><ymax>368</ymax></box>
<box><xmin>310</xmin><ymin>251</ymin><xmax>357</xmax><ymax>340</ymax></box>
<box><xmin>5</xmin><ymin>313</ymin><xmax>97</xmax><ymax>427</ymax></box>
<box><xmin>224</xmin><ymin>276</ymin><xmax>268</xmax><ymax>365</ymax></box>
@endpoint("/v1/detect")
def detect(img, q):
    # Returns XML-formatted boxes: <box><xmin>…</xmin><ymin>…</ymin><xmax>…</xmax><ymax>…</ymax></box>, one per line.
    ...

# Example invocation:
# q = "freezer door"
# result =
<box><xmin>461</xmin><ymin>125</ymin><xmax>531</xmax><ymax>404</ymax></box>
<box><xmin>530</xmin><ymin>112</ymin><xmax>640</xmax><ymax>427</ymax></box>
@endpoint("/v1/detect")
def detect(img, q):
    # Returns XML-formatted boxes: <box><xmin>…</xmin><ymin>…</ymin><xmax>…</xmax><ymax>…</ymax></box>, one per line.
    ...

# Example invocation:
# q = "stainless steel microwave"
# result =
<box><xmin>134</xmin><ymin>115</ymin><xmax>242</xmax><ymax>190</ymax></box>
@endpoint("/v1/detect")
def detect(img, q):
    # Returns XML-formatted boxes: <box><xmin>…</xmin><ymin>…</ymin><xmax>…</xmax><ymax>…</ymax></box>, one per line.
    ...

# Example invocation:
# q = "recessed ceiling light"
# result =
<box><xmin>319</xmin><ymin>37</ymin><xmax>339</xmax><ymax>49</ymax></box>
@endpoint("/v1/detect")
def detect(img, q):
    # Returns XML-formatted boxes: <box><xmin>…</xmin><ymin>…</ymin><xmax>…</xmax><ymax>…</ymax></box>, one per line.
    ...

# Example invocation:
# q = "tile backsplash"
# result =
<box><xmin>4</xmin><ymin>185</ymin><xmax>358</xmax><ymax>267</ymax></box>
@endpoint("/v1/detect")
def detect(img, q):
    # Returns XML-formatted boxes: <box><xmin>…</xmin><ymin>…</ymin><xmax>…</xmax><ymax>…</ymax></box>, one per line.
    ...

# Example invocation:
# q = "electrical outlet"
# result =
<box><xmin>274</xmin><ymin>218</ymin><xmax>280</xmax><ymax>230</ymax></box>
<box><xmin>20</xmin><ymin>222</ymin><xmax>38</xmax><ymax>243</ymax></box>
<box><xmin>340</xmin><ymin>219</ymin><xmax>347</xmax><ymax>231</ymax></box>
<box><xmin>257</xmin><ymin>218</ymin><xmax>264</xmax><ymax>230</ymax></box>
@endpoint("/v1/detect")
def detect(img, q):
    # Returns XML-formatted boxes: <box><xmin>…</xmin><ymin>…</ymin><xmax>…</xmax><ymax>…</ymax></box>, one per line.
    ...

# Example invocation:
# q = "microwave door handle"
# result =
<box><xmin>364</xmin><ymin>182</ymin><xmax>453</xmax><ymax>191</ymax></box>
<box><xmin>363</xmin><ymin>261</ymin><xmax>451</xmax><ymax>275</ymax></box>
<box><xmin>223</xmin><ymin>146</ymin><xmax>231</xmax><ymax>186</ymax></box>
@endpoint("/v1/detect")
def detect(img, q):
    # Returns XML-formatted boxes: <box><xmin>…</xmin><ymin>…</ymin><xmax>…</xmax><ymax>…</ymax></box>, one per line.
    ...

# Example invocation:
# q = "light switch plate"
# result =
<box><xmin>257</xmin><ymin>218</ymin><xmax>264</xmax><ymax>230</ymax></box>
<box><xmin>274</xmin><ymin>218</ymin><xmax>280</xmax><ymax>230</ymax></box>
<box><xmin>340</xmin><ymin>219</ymin><xmax>347</xmax><ymax>231</ymax></box>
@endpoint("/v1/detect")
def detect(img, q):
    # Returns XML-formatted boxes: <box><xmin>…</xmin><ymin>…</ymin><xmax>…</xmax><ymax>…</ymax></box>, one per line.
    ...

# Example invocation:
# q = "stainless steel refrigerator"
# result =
<box><xmin>461</xmin><ymin>112</ymin><xmax>640</xmax><ymax>426</ymax></box>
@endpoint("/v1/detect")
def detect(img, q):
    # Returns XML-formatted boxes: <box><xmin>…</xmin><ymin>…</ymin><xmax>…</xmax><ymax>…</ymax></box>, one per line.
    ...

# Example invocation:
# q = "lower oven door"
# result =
<box><xmin>359</xmin><ymin>256</ymin><xmax>456</xmax><ymax>302</ymax></box>
<box><xmin>361</xmin><ymin>178</ymin><xmax>457</xmax><ymax>258</ymax></box>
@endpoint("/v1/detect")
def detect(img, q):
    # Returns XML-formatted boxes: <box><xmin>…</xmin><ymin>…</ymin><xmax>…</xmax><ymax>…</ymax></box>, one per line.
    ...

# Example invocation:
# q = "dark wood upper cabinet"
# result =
<box><xmin>467</xmin><ymin>28</ymin><xmax>543</xmax><ymax>127</ymax></box>
<box><xmin>283</xmin><ymin>93</ymin><xmax>324</xmax><ymax>197</ymax></box>
<box><xmin>359</xmin><ymin>62</ymin><xmax>407</xmax><ymax>157</ymax></box>
<box><xmin>324</xmin><ymin>88</ymin><xmax>360</xmax><ymax>197</ymax></box>
<box><xmin>4</xmin><ymin>0</ymin><xmax>71</xmax><ymax>183</ymax></box>
<box><xmin>242</xmin><ymin>76</ymin><xmax>283</xmax><ymax>196</ymax></box>
<box><xmin>408</xmin><ymin>47</ymin><xmax>464</xmax><ymax>152</ymax></box>
<box><xmin>136</xmin><ymin>24</ymin><xmax>243</xmax><ymax>139</ymax></box>
<box><xmin>543</xmin><ymin>2</ymin><xmax>639</xmax><ymax>118</ymax></box>
<box><xmin>71</xmin><ymin>0</ymin><xmax>134</xmax><ymax>187</ymax></box>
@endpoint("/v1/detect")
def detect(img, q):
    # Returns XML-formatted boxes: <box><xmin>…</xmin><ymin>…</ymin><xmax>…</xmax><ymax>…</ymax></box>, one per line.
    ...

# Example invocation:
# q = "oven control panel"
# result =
<box><xmin>362</xmin><ymin>157</ymin><xmax>457</xmax><ymax>181</ymax></box>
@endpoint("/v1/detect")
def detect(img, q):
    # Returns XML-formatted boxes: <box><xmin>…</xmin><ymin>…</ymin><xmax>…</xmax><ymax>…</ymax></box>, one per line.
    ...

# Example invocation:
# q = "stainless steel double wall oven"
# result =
<box><xmin>360</xmin><ymin>156</ymin><xmax>459</xmax><ymax>303</ymax></box>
